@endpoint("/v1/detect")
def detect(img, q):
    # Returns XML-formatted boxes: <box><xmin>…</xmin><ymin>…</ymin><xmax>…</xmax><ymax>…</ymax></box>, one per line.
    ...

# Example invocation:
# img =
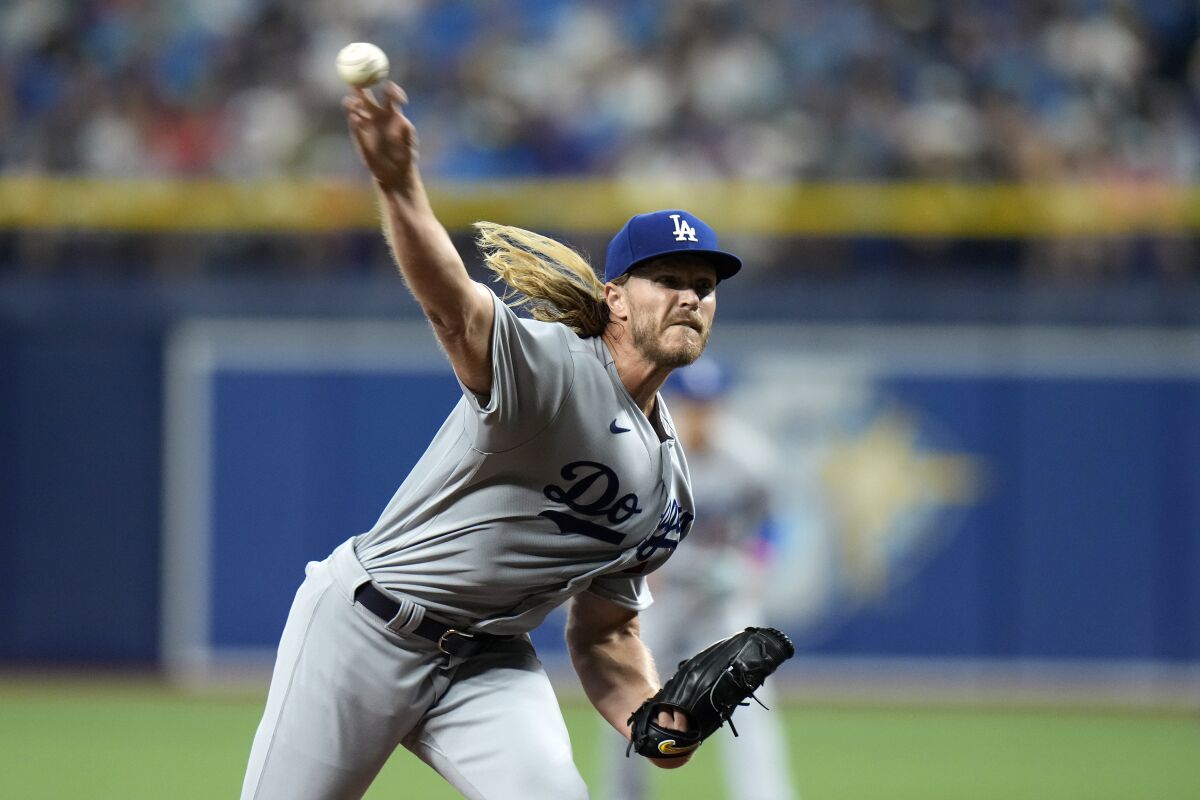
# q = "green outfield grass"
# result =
<box><xmin>1</xmin><ymin>677</ymin><xmax>1197</xmax><ymax>799</ymax></box>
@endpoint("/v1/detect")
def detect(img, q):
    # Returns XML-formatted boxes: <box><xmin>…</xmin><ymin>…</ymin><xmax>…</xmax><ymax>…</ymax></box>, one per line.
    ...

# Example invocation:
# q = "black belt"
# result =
<box><xmin>354</xmin><ymin>582</ymin><xmax>502</xmax><ymax>658</ymax></box>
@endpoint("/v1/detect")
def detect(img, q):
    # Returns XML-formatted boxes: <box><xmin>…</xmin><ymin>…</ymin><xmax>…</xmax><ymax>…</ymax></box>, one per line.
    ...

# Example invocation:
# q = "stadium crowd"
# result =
<box><xmin>1</xmin><ymin>0</ymin><xmax>1198</xmax><ymax>281</ymax></box>
<box><xmin>3</xmin><ymin>0</ymin><xmax>1198</xmax><ymax>182</ymax></box>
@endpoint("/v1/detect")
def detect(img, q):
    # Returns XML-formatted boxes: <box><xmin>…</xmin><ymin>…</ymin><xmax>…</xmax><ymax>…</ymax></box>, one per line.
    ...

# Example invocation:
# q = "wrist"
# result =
<box><xmin>374</xmin><ymin>173</ymin><xmax>428</xmax><ymax>206</ymax></box>
<box><xmin>649</xmin><ymin>752</ymin><xmax>693</xmax><ymax>770</ymax></box>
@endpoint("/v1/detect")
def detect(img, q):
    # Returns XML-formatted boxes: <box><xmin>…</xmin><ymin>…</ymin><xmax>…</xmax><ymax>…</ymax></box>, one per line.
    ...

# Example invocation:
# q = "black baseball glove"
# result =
<box><xmin>626</xmin><ymin>626</ymin><xmax>795</xmax><ymax>759</ymax></box>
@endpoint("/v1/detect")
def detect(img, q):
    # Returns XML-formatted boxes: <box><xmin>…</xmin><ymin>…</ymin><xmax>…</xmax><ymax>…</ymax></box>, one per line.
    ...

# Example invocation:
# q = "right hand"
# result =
<box><xmin>342</xmin><ymin>81</ymin><xmax>418</xmax><ymax>193</ymax></box>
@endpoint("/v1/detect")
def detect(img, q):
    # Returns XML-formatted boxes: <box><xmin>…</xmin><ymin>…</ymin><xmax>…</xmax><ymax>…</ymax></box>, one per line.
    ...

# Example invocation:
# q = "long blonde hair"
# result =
<box><xmin>474</xmin><ymin>221</ymin><xmax>612</xmax><ymax>337</ymax></box>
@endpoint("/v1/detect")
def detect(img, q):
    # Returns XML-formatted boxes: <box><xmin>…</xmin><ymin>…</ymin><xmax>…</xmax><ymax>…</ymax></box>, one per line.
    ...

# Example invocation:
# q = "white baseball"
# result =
<box><xmin>335</xmin><ymin>42</ymin><xmax>389</xmax><ymax>88</ymax></box>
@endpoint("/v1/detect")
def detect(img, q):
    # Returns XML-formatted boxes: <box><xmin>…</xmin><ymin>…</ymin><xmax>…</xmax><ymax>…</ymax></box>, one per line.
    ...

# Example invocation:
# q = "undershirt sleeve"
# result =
<box><xmin>586</xmin><ymin>573</ymin><xmax>653</xmax><ymax>611</ymax></box>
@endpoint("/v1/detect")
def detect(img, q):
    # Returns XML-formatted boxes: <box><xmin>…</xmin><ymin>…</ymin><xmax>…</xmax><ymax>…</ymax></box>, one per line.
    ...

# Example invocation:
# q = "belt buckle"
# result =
<box><xmin>437</xmin><ymin>628</ymin><xmax>474</xmax><ymax>656</ymax></box>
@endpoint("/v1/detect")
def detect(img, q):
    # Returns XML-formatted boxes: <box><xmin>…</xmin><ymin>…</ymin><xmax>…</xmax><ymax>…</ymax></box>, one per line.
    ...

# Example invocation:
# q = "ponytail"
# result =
<box><xmin>474</xmin><ymin>222</ymin><xmax>610</xmax><ymax>337</ymax></box>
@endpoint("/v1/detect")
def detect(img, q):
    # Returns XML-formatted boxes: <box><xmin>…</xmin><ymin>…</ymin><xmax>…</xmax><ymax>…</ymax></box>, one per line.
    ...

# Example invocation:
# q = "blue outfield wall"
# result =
<box><xmin>207</xmin><ymin>370</ymin><xmax>464</xmax><ymax>650</ymax></box>
<box><xmin>0</xmin><ymin>326</ymin><xmax>163</xmax><ymax>662</ymax></box>
<box><xmin>1</xmin><ymin>284</ymin><xmax>1199</xmax><ymax>667</ymax></box>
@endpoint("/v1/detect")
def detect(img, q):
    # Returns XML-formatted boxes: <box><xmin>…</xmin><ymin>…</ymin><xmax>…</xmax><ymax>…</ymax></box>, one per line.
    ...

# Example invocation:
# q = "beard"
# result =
<box><xmin>630</xmin><ymin>312</ymin><xmax>710</xmax><ymax>368</ymax></box>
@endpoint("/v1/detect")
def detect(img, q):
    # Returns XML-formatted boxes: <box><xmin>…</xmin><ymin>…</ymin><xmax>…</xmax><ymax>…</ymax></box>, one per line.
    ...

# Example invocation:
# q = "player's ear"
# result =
<box><xmin>604</xmin><ymin>282</ymin><xmax>630</xmax><ymax>321</ymax></box>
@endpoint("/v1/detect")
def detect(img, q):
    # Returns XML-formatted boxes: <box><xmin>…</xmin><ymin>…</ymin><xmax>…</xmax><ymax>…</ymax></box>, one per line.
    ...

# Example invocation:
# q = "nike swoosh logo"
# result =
<box><xmin>657</xmin><ymin>739</ymin><xmax>699</xmax><ymax>756</ymax></box>
<box><xmin>609</xmin><ymin>418</ymin><xmax>631</xmax><ymax>434</ymax></box>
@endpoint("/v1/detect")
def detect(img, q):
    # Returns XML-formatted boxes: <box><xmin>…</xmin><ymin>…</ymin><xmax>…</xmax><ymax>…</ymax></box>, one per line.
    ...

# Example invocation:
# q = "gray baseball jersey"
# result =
<box><xmin>354</xmin><ymin>289</ymin><xmax>696</xmax><ymax>633</ymax></box>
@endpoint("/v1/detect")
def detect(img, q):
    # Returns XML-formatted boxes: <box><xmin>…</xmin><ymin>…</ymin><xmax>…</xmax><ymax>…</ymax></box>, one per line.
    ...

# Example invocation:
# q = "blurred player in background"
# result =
<box><xmin>603</xmin><ymin>357</ymin><xmax>799</xmax><ymax>800</ymax></box>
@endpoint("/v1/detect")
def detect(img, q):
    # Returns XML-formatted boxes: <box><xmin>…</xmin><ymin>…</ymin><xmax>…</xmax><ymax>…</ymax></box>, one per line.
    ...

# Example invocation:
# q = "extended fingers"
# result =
<box><xmin>347</xmin><ymin>82</ymin><xmax>406</xmax><ymax>117</ymax></box>
<box><xmin>342</xmin><ymin>95</ymin><xmax>374</xmax><ymax>123</ymax></box>
<box><xmin>383</xmin><ymin>81</ymin><xmax>408</xmax><ymax>106</ymax></box>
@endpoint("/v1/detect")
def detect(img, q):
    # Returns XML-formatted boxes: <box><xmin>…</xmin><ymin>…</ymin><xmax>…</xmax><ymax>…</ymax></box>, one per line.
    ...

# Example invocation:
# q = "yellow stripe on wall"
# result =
<box><xmin>2</xmin><ymin>178</ymin><xmax>1198</xmax><ymax>235</ymax></box>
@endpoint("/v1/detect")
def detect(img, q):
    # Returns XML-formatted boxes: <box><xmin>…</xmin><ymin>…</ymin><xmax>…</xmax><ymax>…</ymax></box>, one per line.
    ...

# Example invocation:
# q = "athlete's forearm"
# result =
<box><xmin>568</xmin><ymin>618</ymin><xmax>696</xmax><ymax>767</ymax></box>
<box><xmin>376</xmin><ymin>182</ymin><xmax>476</xmax><ymax>331</ymax></box>
<box><xmin>346</xmin><ymin>83</ymin><xmax>482</xmax><ymax>337</ymax></box>
<box><xmin>567</xmin><ymin>619</ymin><xmax>658</xmax><ymax>734</ymax></box>
<box><xmin>375</xmin><ymin>181</ymin><xmax>495</xmax><ymax>393</ymax></box>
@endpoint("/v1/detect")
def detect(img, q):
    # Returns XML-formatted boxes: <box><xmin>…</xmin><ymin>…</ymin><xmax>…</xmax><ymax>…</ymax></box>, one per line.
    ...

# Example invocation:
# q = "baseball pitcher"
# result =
<box><xmin>239</xmin><ymin>81</ymin><xmax>792</xmax><ymax>800</ymax></box>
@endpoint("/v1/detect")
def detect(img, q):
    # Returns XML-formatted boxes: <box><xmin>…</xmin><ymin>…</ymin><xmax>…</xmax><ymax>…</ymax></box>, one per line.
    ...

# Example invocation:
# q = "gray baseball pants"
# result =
<box><xmin>240</xmin><ymin>541</ymin><xmax>589</xmax><ymax>800</ymax></box>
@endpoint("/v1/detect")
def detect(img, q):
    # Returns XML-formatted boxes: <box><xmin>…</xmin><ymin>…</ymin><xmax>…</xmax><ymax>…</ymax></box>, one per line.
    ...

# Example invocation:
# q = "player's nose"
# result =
<box><xmin>677</xmin><ymin>287</ymin><xmax>701</xmax><ymax>309</ymax></box>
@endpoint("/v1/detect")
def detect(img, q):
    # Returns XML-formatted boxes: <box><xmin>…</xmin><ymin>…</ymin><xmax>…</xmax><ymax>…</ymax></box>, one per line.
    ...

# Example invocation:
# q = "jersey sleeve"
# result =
<box><xmin>458</xmin><ymin>288</ymin><xmax>576</xmax><ymax>452</ymax></box>
<box><xmin>585</xmin><ymin>572</ymin><xmax>653</xmax><ymax>611</ymax></box>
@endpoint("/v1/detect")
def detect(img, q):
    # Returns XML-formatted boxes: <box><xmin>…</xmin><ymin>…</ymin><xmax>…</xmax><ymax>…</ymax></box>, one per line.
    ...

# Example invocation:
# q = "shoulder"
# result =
<box><xmin>490</xmin><ymin>299</ymin><xmax>581</xmax><ymax>373</ymax></box>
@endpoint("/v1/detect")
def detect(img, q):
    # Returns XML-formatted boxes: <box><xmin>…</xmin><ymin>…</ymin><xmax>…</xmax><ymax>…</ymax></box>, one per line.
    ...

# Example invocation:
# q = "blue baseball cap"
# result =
<box><xmin>604</xmin><ymin>209</ymin><xmax>742</xmax><ymax>284</ymax></box>
<box><xmin>664</xmin><ymin>356</ymin><xmax>731</xmax><ymax>401</ymax></box>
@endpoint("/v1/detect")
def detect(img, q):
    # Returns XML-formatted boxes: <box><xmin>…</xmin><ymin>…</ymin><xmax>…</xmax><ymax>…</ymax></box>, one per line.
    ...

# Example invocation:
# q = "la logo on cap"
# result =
<box><xmin>603</xmin><ymin>208</ymin><xmax>742</xmax><ymax>283</ymax></box>
<box><xmin>669</xmin><ymin>214</ymin><xmax>699</xmax><ymax>243</ymax></box>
